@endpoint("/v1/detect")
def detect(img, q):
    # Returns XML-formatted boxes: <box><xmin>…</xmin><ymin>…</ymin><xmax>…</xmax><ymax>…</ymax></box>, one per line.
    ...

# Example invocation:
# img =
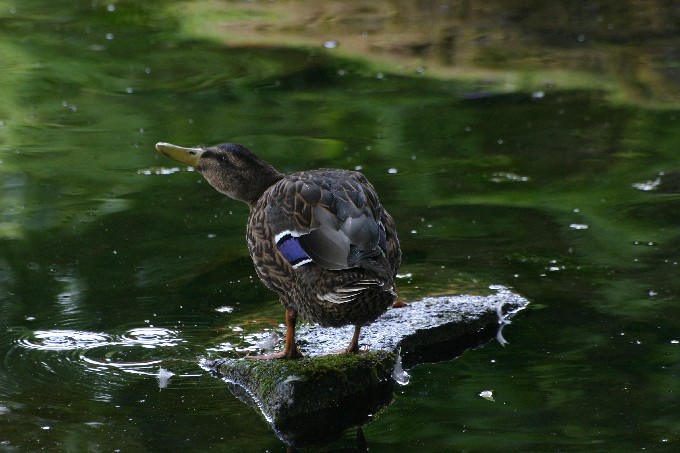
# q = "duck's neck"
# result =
<box><xmin>243</xmin><ymin>166</ymin><xmax>284</xmax><ymax>207</ymax></box>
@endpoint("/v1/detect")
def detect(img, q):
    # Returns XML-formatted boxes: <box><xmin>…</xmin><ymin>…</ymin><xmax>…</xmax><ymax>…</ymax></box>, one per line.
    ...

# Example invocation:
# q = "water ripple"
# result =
<box><xmin>120</xmin><ymin>327</ymin><xmax>183</xmax><ymax>348</ymax></box>
<box><xmin>5</xmin><ymin>327</ymin><xmax>198</xmax><ymax>394</ymax></box>
<box><xmin>16</xmin><ymin>327</ymin><xmax>184</xmax><ymax>352</ymax></box>
<box><xmin>17</xmin><ymin>330</ymin><xmax>115</xmax><ymax>350</ymax></box>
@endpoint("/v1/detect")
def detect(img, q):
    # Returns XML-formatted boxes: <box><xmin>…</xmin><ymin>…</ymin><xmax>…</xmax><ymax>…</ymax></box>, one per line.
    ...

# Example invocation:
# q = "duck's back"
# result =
<box><xmin>246</xmin><ymin>168</ymin><xmax>401</xmax><ymax>326</ymax></box>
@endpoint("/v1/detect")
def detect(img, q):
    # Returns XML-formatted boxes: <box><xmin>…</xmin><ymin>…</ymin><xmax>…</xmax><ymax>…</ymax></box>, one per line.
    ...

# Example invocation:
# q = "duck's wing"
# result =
<box><xmin>264</xmin><ymin>170</ymin><xmax>388</xmax><ymax>271</ymax></box>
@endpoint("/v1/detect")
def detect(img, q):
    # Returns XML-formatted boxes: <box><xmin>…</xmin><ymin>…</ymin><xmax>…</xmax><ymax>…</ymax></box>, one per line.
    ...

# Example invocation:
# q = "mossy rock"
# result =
<box><xmin>205</xmin><ymin>350</ymin><xmax>396</xmax><ymax>446</ymax></box>
<box><xmin>202</xmin><ymin>288</ymin><xmax>529</xmax><ymax>447</ymax></box>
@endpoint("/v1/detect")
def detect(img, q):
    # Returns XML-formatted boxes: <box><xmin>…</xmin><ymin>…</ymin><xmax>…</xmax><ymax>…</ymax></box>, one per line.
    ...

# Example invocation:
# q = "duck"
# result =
<box><xmin>155</xmin><ymin>142</ymin><xmax>401</xmax><ymax>359</ymax></box>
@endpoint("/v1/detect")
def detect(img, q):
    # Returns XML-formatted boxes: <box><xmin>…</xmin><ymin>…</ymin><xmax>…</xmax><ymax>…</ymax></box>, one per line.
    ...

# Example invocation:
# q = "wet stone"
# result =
<box><xmin>201</xmin><ymin>286</ymin><xmax>528</xmax><ymax>448</ymax></box>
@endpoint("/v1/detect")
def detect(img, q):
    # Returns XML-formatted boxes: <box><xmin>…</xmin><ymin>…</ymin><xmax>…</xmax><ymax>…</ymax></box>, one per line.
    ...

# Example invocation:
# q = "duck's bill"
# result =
<box><xmin>155</xmin><ymin>142</ymin><xmax>204</xmax><ymax>167</ymax></box>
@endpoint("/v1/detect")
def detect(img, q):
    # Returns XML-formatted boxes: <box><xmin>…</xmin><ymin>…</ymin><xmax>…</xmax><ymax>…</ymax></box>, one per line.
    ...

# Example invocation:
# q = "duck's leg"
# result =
<box><xmin>281</xmin><ymin>308</ymin><xmax>304</xmax><ymax>359</ymax></box>
<box><xmin>346</xmin><ymin>325</ymin><xmax>362</xmax><ymax>354</ymax></box>
<box><xmin>248</xmin><ymin>308</ymin><xmax>303</xmax><ymax>359</ymax></box>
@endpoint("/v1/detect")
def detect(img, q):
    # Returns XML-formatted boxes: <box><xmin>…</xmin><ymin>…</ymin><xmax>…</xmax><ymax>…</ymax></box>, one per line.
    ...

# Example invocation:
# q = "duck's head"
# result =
<box><xmin>155</xmin><ymin>142</ymin><xmax>283</xmax><ymax>204</ymax></box>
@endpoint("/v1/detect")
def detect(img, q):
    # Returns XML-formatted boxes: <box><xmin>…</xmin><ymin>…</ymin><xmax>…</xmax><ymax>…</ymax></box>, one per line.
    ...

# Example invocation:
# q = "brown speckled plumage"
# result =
<box><xmin>155</xmin><ymin>142</ymin><xmax>401</xmax><ymax>358</ymax></box>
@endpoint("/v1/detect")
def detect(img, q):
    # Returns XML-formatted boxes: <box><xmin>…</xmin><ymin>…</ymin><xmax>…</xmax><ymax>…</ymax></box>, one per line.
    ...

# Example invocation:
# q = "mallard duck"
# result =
<box><xmin>155</xmin><ymin>142</ymin><xmax>401</xmax><ymax>359</ymax></box>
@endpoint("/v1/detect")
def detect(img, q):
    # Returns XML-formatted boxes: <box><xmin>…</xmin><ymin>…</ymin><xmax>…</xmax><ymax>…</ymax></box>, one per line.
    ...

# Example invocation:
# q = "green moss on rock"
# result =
<box><xmin>206</xmin><ymin>351</ymin><xmax>396</xmax><ymax>446</ymax></box>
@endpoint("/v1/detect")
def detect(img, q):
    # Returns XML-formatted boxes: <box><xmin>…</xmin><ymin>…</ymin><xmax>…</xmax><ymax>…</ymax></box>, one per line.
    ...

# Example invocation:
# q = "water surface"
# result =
<box><xmin>1</xmin><ymin>1</ymin><xmax>680</xmax><ymax>451</ymax></box>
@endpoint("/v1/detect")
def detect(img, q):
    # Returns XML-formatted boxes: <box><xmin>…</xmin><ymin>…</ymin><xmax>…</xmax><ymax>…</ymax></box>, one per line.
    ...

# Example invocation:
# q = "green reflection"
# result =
<box><xmin>0</xmin><ymin>1</ymin><xmax>679</xmax><ymax>452</ymax></box>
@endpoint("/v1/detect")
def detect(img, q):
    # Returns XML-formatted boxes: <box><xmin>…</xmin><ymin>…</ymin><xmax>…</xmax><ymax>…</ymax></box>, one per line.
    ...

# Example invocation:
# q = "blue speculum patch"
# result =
<box><xmin>276</xmin><ymin>234</ymin><xmax>312</xmax><ymax>268</ymax></box>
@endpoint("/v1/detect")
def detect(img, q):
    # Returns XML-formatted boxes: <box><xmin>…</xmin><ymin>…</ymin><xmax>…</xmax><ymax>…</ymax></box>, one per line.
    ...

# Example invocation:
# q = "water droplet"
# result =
<box><xmin>388</xmin><ymin>168</ymin><xmax>398</xmax><ymax>174</ymax></box>
<box><xmin>323</xmin><ymin>40</ymin><xmax>338</xmax><ymax>49</ymax></box>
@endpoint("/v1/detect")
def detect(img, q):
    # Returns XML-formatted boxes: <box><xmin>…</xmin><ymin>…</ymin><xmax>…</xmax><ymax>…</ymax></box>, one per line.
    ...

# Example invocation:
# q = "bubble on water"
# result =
<box><xmin>570</xmin><ymin>223</ymin><xmax>589</xmax><ymax>230</ymax></box>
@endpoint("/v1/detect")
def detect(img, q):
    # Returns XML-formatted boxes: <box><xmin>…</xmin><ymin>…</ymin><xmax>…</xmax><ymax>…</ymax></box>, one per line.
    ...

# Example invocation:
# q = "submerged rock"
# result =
<box><xmin>201</xmin><ymin>286</ymin><xmax>528</xmax><ymax>447</ymax></box>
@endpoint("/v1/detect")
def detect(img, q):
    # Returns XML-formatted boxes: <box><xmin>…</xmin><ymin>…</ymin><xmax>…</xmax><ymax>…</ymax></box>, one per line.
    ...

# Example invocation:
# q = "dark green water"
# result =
<box><xmin>1</xmin><ymin>1</ymin><xmax>680</xmax><ymax>451</ymax></box>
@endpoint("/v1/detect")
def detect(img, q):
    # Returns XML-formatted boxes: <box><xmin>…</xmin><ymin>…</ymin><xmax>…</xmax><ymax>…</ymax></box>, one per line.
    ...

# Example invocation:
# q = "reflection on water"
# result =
<box><xmin>1</xmin><ymin>0</ymin><xmax>679</xmax><ymax>451</ymax></box>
